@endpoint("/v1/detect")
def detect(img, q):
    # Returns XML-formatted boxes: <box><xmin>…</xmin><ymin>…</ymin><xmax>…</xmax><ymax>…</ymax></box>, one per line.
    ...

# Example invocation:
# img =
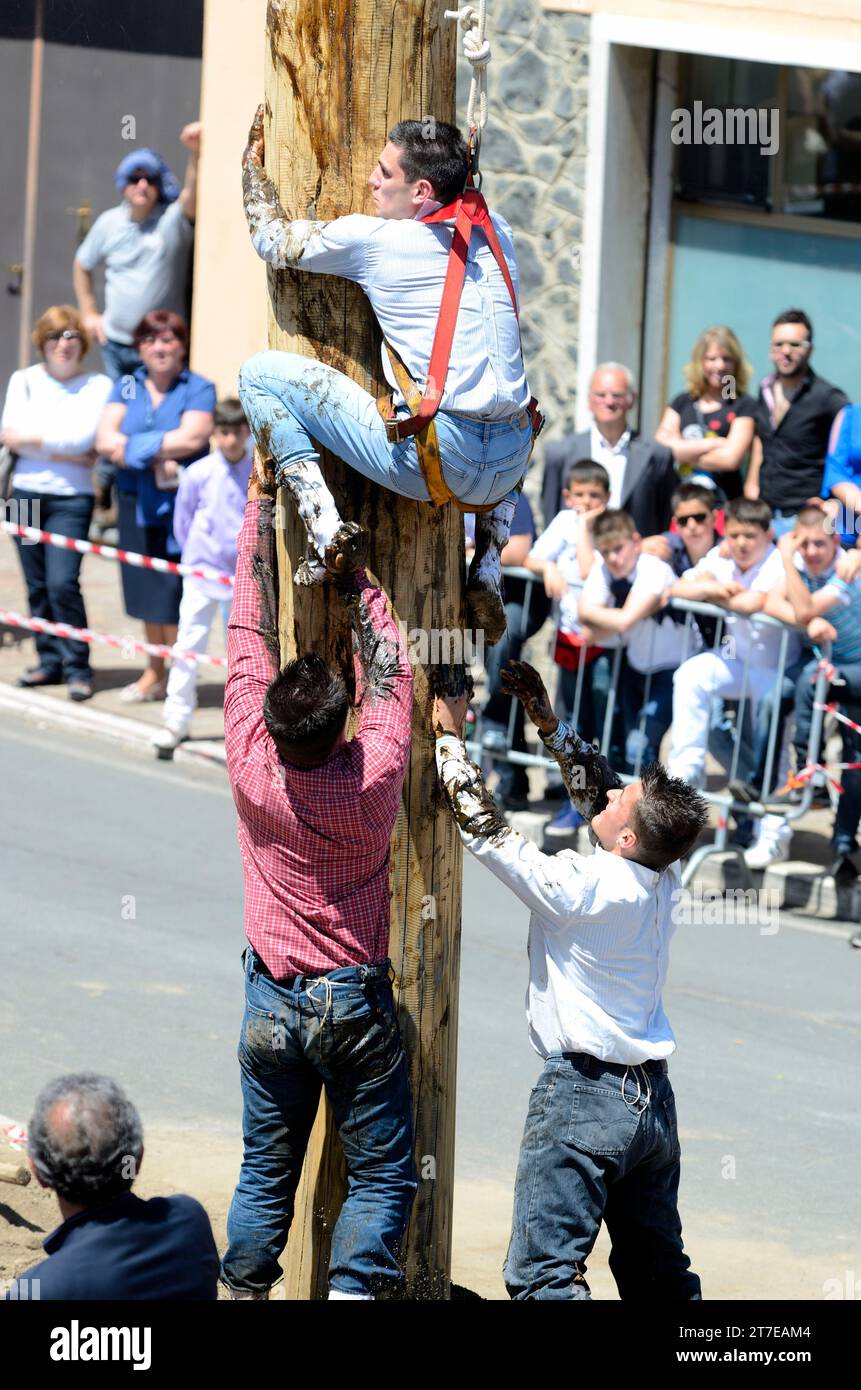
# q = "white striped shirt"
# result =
<box><xmin>250</xmin><ymin>212</ymin><xmax>530</xmax><ymax>420</ymax></box>
<box><xmin>435</xmin><ymin>729</ymin><xmax>679</xmax><ymax>1064</ymax></box>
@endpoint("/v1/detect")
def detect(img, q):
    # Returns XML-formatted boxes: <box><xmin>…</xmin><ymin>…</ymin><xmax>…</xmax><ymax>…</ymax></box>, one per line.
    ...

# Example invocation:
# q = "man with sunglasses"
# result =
<box><xmin>73</xmin><ymin>125</ymin><xmax>201</xmax><ymax>386</ymax></box>
<box><xmin>745</xmin><ymin>309</ymin><xmax>847</xmax><ymax>537</ymax></box>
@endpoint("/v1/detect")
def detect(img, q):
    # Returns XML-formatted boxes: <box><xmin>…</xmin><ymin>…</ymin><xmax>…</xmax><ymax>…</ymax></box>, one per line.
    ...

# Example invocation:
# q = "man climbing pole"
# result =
<box><xmin>238</xmin><ymin>106</ymin><xmax>540</xmax><ymax>644</ymax></box>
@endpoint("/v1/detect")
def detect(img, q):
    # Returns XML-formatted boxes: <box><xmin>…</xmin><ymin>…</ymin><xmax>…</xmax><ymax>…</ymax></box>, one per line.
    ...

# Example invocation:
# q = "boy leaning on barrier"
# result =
<box><xmin>760</xmin><ymin>505</ymin><xmax>861</xmax><ymax>880</ymax></box>
<box><xmin>526</xmin><ymin>458</ymin><xmax>609</xmax><ymax>836</ymax></box>
<box><xmin>578</xmin><ymin>509</ymin><xmax>690</xmax><ymax>774</ymax></box>
<box><xmin>666</xmin><ymin>498</ymin><xmax>801</xmax><ymax>870</ymax></box>
<box><xmin>641</xmin><ymin>480</ymin><xmax>720</xmax><ymax>647</ymax></box>
<box><xmin>432</xmin><ymin>660</ymin><xmax>708</xmax><ymax>1300</ymax></box>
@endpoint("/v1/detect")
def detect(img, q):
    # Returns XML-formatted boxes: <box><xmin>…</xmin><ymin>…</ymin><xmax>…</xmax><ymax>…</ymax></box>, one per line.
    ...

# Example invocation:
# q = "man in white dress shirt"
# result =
<box><xmin>238</xmin><ymin>107</ymin><xmax>535</xmax><ymax>643</ymax></box>
<box><xmin>433</xmin><ymin>661</ymin><xmax>707</xmax><ymax>1300</ymax></box>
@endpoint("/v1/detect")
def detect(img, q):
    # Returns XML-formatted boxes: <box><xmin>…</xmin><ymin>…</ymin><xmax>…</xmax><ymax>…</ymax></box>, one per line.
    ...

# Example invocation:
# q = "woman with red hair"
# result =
<box><xmin>96</xmin><ymin>311</ymin><xmax>215</xmax><ymax>702</ymax></box>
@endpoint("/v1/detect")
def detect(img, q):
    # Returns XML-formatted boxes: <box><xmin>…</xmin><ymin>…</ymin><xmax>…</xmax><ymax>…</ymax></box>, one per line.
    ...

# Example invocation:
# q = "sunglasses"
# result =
<box><xmin>675</xmin><ymin>511</ymin><xmax>710</xmax><ymax>527</ymax></box>
<box><xmin>45</xmin><ymin>330</ymin><xmax>82</xmax><ymax>343</ymax></box>
<box><xmin>126</xmin><ymin>173</ymin><xmax>158</xmax><ymax>187</ymax></box>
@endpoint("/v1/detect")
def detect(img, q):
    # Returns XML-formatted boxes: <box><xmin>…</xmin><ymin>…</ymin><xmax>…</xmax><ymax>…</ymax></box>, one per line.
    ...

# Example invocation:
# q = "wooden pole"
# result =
<box><xmin>264</xmin><ymin>0</ymin><xmax>461</xmax><ymax>1299</ymax></box>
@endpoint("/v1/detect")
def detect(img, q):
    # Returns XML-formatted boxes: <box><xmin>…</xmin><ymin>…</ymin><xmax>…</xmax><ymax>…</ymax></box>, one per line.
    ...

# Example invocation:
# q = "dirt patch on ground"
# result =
<box><xmin>0</xmin><ymin>1130</ymin><xmax>845</xmax><ymax>1300</ymax></box>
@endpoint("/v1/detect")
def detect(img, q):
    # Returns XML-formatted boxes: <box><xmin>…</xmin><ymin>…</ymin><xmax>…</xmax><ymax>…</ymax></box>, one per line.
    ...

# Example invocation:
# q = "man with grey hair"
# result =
<box><xmin>5</xmin><ymin>1073</ymin><xmax>218</xmax><ymax>1300</ymax></box>
<box><xmin>541</xmin><ymin>362</ymin><xmax>678</xmax><ymax>537</ymax></box>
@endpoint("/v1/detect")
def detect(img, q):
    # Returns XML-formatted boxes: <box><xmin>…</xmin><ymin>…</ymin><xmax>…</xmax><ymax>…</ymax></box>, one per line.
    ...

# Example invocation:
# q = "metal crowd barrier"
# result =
<box><xmin>467</xmin><ymin>566</ymin><xmax>836</xmax><ymax>887</ymax></box>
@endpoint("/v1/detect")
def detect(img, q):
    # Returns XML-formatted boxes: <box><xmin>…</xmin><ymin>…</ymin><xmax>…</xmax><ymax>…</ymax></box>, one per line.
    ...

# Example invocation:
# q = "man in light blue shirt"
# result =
<box><xmin>433</xmin><ymin>660</ymin><xmax>707</xmax><ymax>1300</ymax></box>
<box><xmin>239</xmin><ymin>107</ymin><xmax>535</xmax><ymax>645</ymax></box>
<box><xmin>73</xmin><ymin>129</ymin><xmax>200</xmax><ymax>383</ymax></box>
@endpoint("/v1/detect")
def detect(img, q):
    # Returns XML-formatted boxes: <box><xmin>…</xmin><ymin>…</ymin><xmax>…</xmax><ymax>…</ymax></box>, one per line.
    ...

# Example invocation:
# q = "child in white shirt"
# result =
<box><xmin>578</xmin><ymin>509</ymin><xmax>690</xmax><ymax>772</ymax></box>
<box><xmin>667</xmin><ymin>496</ymin><xmax>800</xmax><ymax>790</ymax></box>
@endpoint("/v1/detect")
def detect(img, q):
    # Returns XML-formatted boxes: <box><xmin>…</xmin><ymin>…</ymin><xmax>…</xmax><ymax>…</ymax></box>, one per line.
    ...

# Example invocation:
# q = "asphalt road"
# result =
<box><xmin>1</xmin><ymin>715</ymin><xmax>858</xmax><ymax>1263</ymax></box>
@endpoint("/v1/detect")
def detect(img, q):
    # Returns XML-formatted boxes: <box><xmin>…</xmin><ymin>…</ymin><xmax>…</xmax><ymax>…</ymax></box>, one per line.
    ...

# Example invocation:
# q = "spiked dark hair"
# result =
<box><xmin>630</xmin><ymin>763</ymin><xmax>709</xmax><ymax>870</ymax></box>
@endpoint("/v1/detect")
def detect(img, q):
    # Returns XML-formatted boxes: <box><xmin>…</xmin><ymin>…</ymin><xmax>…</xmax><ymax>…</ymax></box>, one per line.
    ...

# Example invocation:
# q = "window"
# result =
<box><xmin>675</xmin><ymin>56</ymin><xmax>861</xmax><ymax>225</ymax></box>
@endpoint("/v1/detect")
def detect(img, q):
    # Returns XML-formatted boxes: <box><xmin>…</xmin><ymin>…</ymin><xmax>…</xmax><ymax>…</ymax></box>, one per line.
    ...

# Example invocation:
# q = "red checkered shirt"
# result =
<box><xmin>225</xmin><ymin>499</ymin><xmax>413</xmax><ymax>977</ymax></box>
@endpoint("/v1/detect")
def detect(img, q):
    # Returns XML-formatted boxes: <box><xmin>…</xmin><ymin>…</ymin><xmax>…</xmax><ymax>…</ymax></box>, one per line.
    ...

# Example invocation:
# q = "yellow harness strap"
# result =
<box><xmin>378</xmin><ymin>342</ymin><xmax>498</xmax><ymax>514</ymax></box>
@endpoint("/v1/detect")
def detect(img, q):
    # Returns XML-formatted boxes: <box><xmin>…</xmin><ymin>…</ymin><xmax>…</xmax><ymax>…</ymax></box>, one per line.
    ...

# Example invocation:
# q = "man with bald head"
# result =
<box><xmin>541</xmin><ymin>363</ymin><xmax>678</xmax><ymax>536</ymax></box>
<box><xmin>4</xmin><ymin>1073</ymin><xmax>218</xmax><ymax>1300</ymax></box>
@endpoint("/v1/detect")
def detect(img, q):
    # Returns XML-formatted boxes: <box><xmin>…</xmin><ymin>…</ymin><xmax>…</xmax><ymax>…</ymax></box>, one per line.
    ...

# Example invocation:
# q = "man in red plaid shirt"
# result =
<box><xmin>220</xmin><ymin>464</ymin><xmax>417</xmax><ymax>1300</ymax></box>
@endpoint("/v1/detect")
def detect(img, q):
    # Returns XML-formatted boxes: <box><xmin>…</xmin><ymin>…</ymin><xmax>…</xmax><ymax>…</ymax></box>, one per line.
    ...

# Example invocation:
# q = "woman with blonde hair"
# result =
<box><xmin>1</xmin><ymin>304</ymin><xmax>112</xmax><ymax>699</ymax></box>
<box><xmin>656</xmin><ymin>325</ymin><xmax>757</xmax><ymax>501</ymax></box>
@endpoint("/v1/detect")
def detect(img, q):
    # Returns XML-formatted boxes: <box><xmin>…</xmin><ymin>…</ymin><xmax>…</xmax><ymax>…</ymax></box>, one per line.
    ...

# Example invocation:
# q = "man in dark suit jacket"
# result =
<box><xmin>5</xmin><ymin>1073</ymin><xmax>218</xmax><ymax>1301</ymax></box>
<box><xmin>541</xmin><ymin>362</ymin><xmax>678</xmax><ymax>535</ymax></box>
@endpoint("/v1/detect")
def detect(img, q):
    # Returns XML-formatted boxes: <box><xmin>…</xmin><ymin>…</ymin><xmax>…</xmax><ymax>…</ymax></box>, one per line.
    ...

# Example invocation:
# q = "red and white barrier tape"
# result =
<box><xmin>0</xmin><ymin>610</ymin><xmax>227</xmax><ymax>668</ymax></box>
<box><xmin>2</xmin><ymin>520</ymin><xmax>234</xmax><ymax>588</ymax></box>
<box><xmin>814</xmin><ymin>701</ymin><xmax>861</xmax><ymax>737</ymax></box>
<box><xmin>0</xmin><ymin>1116</ymin><xmax>26</xmax><ymax>1151</ymax></box>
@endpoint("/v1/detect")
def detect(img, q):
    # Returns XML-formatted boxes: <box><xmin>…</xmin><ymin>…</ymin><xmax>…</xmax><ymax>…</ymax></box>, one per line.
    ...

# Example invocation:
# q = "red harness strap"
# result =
<box><xmin>389</xmin><ymin>186</ymin><xmax>530</xmax><ymax>442</ymax></box>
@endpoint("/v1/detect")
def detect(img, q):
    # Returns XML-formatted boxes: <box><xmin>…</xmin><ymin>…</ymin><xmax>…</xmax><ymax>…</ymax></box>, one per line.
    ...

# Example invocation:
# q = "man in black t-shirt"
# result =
<box><xmin>747</xmin><ymin>309</ymin><xmax>847</xmax><ymax>535</ymax></box>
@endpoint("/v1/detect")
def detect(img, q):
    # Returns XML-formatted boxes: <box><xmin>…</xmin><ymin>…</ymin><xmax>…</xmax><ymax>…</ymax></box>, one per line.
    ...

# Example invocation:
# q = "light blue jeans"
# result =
<box><xmin>238</xmin><ymin>350</ymin><xmax>533</xmax><ymax>509</ymax></box>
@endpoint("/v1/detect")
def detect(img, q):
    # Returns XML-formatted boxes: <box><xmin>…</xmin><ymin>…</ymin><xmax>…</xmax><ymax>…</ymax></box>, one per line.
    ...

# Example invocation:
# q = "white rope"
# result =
<box><xmin>445</xmin><ymin>2</ymin><xmax>490</xmax><ymax>131</ymax></box>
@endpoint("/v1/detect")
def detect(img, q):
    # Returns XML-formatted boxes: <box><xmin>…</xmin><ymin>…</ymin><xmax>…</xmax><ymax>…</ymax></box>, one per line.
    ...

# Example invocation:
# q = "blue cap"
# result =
<box><xmin>114</xmin><ymin>148</ymin><xmax>180</xmax><ymax>203</ymax></box>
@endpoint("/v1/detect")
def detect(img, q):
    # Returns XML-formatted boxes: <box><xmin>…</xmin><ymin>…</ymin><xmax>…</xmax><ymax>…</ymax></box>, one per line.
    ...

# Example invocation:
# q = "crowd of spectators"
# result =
<box><xmin>483</xmin><ymin>308</ymin><xmax>861</xmax><ymax>883</ymax></box>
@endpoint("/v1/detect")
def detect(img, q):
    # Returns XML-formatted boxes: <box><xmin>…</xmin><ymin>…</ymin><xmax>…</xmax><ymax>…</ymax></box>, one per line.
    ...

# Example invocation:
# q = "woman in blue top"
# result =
<box><xmin>96</xmin><ymin>311</ymin><xmax>215</xmax><ymax>702</ymax></box>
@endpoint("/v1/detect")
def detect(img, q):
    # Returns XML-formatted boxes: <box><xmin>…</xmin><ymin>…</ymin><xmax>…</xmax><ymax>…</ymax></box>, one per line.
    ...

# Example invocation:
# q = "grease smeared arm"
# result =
<box><xmin>435</xmin><ymin>735</ymin><xmax>588</xmax><ymax>925</ymax></box>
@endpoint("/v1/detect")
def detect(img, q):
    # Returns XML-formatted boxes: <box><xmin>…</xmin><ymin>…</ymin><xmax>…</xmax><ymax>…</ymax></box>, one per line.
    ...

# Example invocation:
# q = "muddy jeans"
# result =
<box><xmin>238</xmin><ymin>350</ymin><xmax>533</xmax><ymax>508</ymax></box>
<box><xmin>504</xmin><ymin>1052</ymin><xmax>701</xmax><ymax>1300</ymax></box>
<box><xmin>222</xmin><ymin>946</ymin><xmax>417</xmax><ymax>1296</ymax></box>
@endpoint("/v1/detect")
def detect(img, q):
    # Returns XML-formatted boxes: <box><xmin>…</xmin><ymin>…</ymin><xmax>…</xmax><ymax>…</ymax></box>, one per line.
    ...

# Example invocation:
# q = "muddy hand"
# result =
<box><xmin>243</xmin><ymin>103</ymin><xmax>265</xmax><ymax>167</ymax></box>
<box><xmin>501</xmin><ymin>660</ymin><xmax>557</xmax><ymax>736</ymax></box>
<box><xmin>430</xmin><ymin>665</ymin><xmax>475</xmax><ymax>739</ymax></box>
<box><xmin>324</xmin><ymin>522</ymin><xmax>369</xmax><ymax>577</ymax></box>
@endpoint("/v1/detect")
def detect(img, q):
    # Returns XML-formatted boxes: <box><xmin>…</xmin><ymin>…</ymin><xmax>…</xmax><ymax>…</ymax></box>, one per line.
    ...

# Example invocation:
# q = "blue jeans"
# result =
<box><xmin>504</xmin><ymin>1053</ymin><xmax>700</xmax><ymax>1300</ymax></box>
<box><xmin>620</xmin><ymin>666</ymin><xmax>674</xmax><ymax>773</ymax></box>
<box><xmin>222</xmin><ymin>947</ymin><xmax>417</xmax><ymax>1296</ymax></box>
<box><xmin>101</xmin><ymin>338</ymin><xmax>141</xmax><ymax>383</ymax></box>
<box><xmin>239</xmin><ymin>350</ymin><xmax>533</xmax><ymax>508</ymax></box>
<box><xmin>483</xmin><ymin>593</ymin><xmax>548</xmax><ymax>798</ymax></box>
<box><xmin>12</xmin><ymin>489</ymin><xmax>94</xmax><ymax>681</ymax></box>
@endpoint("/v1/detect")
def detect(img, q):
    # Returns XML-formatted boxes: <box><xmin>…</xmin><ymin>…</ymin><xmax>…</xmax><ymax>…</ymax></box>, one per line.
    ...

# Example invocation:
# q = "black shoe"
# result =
<box><xmin>16</xmin><ymin>667</ymin><xmax>63</xmax><ymax>688</ymax></box>
<box><xmin>499</xmin><ymin>791</ymin><xmax>530</xmax><ymax>813</ymax></box>
<box><xmin>67</xmin><ymin>680</ymin><xmax>94</xmax><ymax>703</ymax></box>
<box><xmin>830</xmin><ymin>843</ymin><xmax>860</xmax><ymax>882</ymax></box>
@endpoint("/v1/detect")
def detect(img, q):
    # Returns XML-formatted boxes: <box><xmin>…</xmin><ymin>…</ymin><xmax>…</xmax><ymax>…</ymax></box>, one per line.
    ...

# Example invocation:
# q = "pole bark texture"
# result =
<box><xmin>263</xmin><ymin>0</ymin><xmax>461</xmax><ymax>1299</ymax></box>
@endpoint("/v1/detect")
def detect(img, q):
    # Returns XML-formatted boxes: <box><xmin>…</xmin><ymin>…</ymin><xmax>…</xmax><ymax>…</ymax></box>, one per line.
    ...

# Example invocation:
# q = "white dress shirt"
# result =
<box><xmin>683</xmin><ymin>543</ymin><xmax>801</xmax><ymax>668</ymax></box>
<box><xmin>581</xmin><ymin>552</ymin><xmax>693</xmax><ymax>673</ymax></box>
<box><xmin>590</xmin><ymin>425</ymin><xmax>631</xmax><ymax>507</ymax></box>
<box><xmin>435</xmin><ymin>722</ymin><xmax>679</xmax><ymax>1065</ymax></box>
<box><xmin>250</xmin><ymin>211</ymin><xmax>529</xmax><ymax>420</ymax></box>
<box><xmin>2</xmin><ymin>364</ymin><xmax>112</xmax><ymax>496</ymax></box>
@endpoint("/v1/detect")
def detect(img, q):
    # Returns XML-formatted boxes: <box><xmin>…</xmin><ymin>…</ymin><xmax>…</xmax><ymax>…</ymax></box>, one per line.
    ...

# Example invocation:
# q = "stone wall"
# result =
<box><xmin>456</xmin><ymin>1</ymin><xmax>591</xmax><ymax>447</ymax></box>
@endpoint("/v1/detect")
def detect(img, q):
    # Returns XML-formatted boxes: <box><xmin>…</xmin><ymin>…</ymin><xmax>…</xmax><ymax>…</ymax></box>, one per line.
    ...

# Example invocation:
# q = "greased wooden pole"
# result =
<box><xmin>264</xmin><ymin>0</ymin><xmax>461</xmax><ymax>1300</ymax></box>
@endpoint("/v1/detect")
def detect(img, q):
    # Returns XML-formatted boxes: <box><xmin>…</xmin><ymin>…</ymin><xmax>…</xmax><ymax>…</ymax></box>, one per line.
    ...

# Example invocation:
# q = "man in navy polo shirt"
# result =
<box><xmin>5</xmin><ymin>1074</ymin><xmax>218</xmax><ymax>1301</ymax></box>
